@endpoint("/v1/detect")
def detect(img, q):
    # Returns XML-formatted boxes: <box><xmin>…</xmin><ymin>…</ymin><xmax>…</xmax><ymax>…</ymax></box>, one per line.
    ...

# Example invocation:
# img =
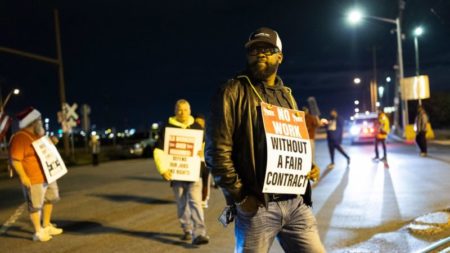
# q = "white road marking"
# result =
<box><xmin>0</xmin><ymin>203</ymin><xmax>26</xmax><ymax>235</ymax></box>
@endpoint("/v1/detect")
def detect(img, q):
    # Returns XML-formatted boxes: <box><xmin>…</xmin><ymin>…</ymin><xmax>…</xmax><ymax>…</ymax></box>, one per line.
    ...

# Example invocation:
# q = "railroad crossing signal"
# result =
<box><xmin>58</xmin><ymin>103</ymin><xmax>79</xmax><ymax>133</ymax></box>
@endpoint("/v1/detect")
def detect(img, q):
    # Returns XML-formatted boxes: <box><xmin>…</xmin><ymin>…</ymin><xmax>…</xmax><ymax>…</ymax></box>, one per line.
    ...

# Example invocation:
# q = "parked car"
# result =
<box><xmin>350</xmin><ymin>113</ymin><xmax>378</xmax><ymax>144</ymax></box>
<box><xmin>129</xmin><ymin>137</ymin><xmax>157</xmax><ymax>157</ymax></box>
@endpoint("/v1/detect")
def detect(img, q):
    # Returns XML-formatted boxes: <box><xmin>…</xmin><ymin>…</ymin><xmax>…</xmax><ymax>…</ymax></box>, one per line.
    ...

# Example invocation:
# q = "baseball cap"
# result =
<box><xmin>245</xmin><ymin>27</ymin><xmax>282</xmax><ymax>52</ymax></box>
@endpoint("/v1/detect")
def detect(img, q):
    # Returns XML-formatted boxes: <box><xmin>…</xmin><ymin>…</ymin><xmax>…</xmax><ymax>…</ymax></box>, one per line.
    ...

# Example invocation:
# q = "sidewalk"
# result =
<box><xmin>334</xmin><ymin>209</ymin><xmax>450</xmax><ymax>253</ymax></box>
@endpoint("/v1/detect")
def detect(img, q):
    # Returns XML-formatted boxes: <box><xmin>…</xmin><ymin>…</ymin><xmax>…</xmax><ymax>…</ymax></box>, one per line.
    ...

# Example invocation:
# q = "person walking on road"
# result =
<box><xmin>89</xmin><ymin>134</ymin><xmax>101</xmax><ymax>166</ymax></box>
<box><xmin>194</xmin><ymin>113</ymin><xmax>211</xmax><ymax>209</ymax></box>
<box><xmin>415</xmin><ymin>105</ymin><xmax>429</xmax><ymax>157</ymax></box>
<box><xmin>206</xmin><ymin>27</ymin><xmax>325</xmax><ymax>253</ymax></box>
<box><xmin>303</xmin><ymin>106</ymin><xmax>320</xmax><ymax>163</ymax></box>
<box><xmin>153</xmin><ymin>99</ymin><xmax>209</xmax><ymax>245</ymax></box>
<box><xmin>323</xmin><ymin>109</ymin><xmax>350</xmax><ymax>169</ymax></box>
<box><xmin>9</xmin><ymin>107</ymin><xmax>63</xmax><ymax>242</ymax></box>
<box><xmin>373</xmin><ymin>111</ymin><xmax>390</xmax><ymax>162</ymax></box>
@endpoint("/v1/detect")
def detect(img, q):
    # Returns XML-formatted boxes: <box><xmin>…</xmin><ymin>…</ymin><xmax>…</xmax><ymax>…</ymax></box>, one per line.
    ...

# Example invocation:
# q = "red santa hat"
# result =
<box><xmin>17</xmin><ymin>107</ymin><xmax>41</xmax><ymax>129</ymax></box>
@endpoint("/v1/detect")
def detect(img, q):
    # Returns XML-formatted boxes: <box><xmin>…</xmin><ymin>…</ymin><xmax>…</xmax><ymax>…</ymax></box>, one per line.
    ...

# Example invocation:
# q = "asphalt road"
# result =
<box><xmin>1</xmin><ymin>139</ymin><xmax>449</xmax><ymax>253</ymax></box>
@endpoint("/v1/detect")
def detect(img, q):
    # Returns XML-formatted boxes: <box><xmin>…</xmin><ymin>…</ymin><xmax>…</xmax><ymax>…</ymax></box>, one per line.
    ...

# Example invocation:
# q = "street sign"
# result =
<box><xmin>63</xmin><ymin>103</ymin><xmax>78</xmax><ymax>121</ymax></box>
<box><xmin>400</xmin><ymin>75</ymin><xmax>430</xmax><ymax>100</ymax></box>
<box><xmin>81</xmin><ymin>104</ymin><xmax>91</xmax><ymax>132</ymax></box>
<box><xmin>60</xmin><ymin>103</ymin><xmax>79</xmax><ymax>133</ymax></box>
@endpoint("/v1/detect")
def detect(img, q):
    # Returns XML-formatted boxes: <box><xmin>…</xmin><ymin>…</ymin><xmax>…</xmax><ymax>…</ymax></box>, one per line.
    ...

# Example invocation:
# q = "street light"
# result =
<box><xmin>1</xmin><ymin>88</ymin><xmax>20</xmax><ymax>112</ymax></box>
<box><xmin>413</xmin><ymin>26</ymin><xmax>424</xmax><ymax>76</ymax></box>
<box><xmin>348</xmin><ymin>9</ymin><xmax>363</xmax><ymax>24</ymax></box>
<box><xmin>353</xmin><ymin>77</ymin><xmax>361</xmax><ymax>84</ymax></box>
<box><xmin>346</xmin><ymin>8</ymin><xmax>407</xmax><ymax>132</ymax></box>
<box><xmin>378</xmin><ymin>86</ymin><xmax>385</xmax><ymax>99</ymax></box>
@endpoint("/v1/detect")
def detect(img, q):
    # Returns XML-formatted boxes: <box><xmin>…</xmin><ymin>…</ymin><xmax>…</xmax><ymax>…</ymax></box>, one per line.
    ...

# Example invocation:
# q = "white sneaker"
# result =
<box><xmin>33</xmin><ymin>229</ymin><xmax>52</xmax><ymax>242</ymax></box>
<box><xmin>44</xmin><ymin>224</ymin><xmax>63</xmax><ymax>236</ymax></box>
<box><xmin>326</xmin><ymin>163</ymin><xmax>335</xmax><ymax>169</ymax></box>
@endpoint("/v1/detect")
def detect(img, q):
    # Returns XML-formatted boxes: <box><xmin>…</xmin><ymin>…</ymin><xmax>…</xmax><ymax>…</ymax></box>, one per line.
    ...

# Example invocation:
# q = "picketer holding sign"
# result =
<box><xmin>9</xmin><ymin>107</ymin><xmax>64</xmax><ymax>242</ymax></box>
<box><xmin>153</xmin><ymin>99</ymin><xmax>210</xmax><ymax>245</ymax></box>
<box><xmin>206</xmin><ymin>27</ymin><xmax>325</xmax><ymax>252</ymax></box>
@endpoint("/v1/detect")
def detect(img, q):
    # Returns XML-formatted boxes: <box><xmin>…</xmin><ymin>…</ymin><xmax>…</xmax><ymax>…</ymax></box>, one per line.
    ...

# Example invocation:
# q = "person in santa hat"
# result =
<box><xmin>9</xmin><ymin>107</ymin><xmax>63</xmax><ymax>242</ymax></box>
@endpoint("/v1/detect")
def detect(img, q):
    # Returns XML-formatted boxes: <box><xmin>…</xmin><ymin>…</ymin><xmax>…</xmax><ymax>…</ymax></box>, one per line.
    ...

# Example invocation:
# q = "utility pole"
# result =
<box><xmin>54</xmin><ymin>9</ymin><xmax>70</xmax><ymax>158</ymax></box>
<box><xmin>0</xmin><ymin>9</ymin><xmax>70</xmax><ymax>157</ymax></box>
<box><xmin>370</xmin><ymin>46</ymin><xmax>378</xmax><ymax>112</ymax></box>
<box><xmin>398</xmin><ymin>0</ymin><xmax>409</xmax><ymax>131</ymax></box>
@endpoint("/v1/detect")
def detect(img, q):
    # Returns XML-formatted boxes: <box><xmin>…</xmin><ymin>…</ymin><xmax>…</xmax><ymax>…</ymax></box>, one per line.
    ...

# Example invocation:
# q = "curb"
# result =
<box><xmin>408</xmin><ymin>208</ymin><xmax>450</xmax><ymax>236</ymax></box>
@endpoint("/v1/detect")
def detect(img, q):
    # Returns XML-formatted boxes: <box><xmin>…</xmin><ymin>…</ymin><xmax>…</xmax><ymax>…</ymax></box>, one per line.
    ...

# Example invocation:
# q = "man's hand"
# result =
<box><xmin>20</xmin><ymin>175</ymin><xmax>32</xmax><ymax>188</ymax></box>
<box><xmin>161</xmin><ymin>170</ymin><xmax>172</xmax><ymax>181</ymax></box>
<box><xmin>307</xmin><ymin>164</ymin><xmax>320</xmax><ymax>182</ymax></box>
<box><xmin>50</xmin><ymin>136</ymin><xmax>59</xmax><ymax>145</ymax></box>
<box><xmin>237</xmin><ymin>195</ymin><xmax>260</xmax><ymax>214</ymax></box>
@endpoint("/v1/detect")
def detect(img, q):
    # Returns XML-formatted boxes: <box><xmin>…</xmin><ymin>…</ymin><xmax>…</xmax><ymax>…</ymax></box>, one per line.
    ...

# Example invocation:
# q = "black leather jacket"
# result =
<box><xmin>205</xmin><ymin>73</ymin><xmax>312</xmax><ymax>207</ymax></box>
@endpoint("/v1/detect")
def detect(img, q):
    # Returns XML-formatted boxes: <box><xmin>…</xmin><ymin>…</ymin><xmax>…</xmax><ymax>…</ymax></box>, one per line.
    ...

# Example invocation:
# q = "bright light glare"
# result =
<box><xmin>414</xmin><ymin>26</ymin><xmax>424</xmax><ymax>37</ymax></box>
<box><xmin>355</xmin><ymin>108</ymin><xmax>360</xmax><ymax>113</ymax></box>
<box><xmin>354</xmin><ymin>100</ymin><xmax>360</xmax><ymax>105</ymax></box>
<box><xmin>376</xmin><ymin>101</ymin><xmax>381</xmax><ymax>107</ymax></box>
<box><xmin>354</xmin><ymin>77</ymin><xmax>361</xmax><ymax>84</ymax></box>
<box><xmin>13</xmin><ymin>89</ymin><xmax>20</xmax><ymax>95</ymax></box>
<box><xmin>386</xmin><ymin>76</ymin><xmax>392</xmax><ymax>82</ymax></box>
<box><xmin>350</xmin><ymin>126</ymin><xmax>360</xmax><ymax>135</ymax></box>
<box><xmin>378</xmin><ymin>86</ymin><xmax>385</xmax><ymax>98</ymax></box>
<box><xmin>348</xmin><ymin>9</ymin><xmax>363</xmax><ymax>24</ymax></box>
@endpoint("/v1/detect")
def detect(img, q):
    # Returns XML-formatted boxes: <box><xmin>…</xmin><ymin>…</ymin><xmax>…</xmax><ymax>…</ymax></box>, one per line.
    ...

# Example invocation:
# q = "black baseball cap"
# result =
<box><xmin>245</xmin><ymin>27</ymin><xmax>282</xmax><ymax>52</ymax></box>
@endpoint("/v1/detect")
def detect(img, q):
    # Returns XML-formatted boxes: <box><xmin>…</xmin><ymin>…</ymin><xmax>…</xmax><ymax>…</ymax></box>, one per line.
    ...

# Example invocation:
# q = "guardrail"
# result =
<box><xmin>415</xmin><ymin>236</ymin><xmax>450</xmax><ymax>253</ymax></box>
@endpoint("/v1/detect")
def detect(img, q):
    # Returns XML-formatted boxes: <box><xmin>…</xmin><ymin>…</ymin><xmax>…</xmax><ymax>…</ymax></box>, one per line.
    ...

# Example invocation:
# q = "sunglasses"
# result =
<box><xmin>247</xmin><ymin>47</ymin><xmax>280</xmax><ymax>56</ymax></box>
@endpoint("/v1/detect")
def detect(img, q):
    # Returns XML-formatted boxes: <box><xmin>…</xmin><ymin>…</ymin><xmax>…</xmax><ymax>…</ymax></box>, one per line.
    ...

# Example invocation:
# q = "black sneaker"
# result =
<box><xmin>181</xmin><ymin>232</ymin><xmax>192</xmax><ymax>241</ymax></box>
<box><xmin>192</xmin><ymin>235</ymin><xmax>209</xmax><ymax>245</ymax></box>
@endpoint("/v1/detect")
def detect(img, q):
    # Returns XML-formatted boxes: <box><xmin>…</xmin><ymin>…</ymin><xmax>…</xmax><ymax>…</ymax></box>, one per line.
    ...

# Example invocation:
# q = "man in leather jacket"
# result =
<box><xmin>205</xmin><ymin>27</ymin><xmax>325</xmax><ymax>253</ymax></box>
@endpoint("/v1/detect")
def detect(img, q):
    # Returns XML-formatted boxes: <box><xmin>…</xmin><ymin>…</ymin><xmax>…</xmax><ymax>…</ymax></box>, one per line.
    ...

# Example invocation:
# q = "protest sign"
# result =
<box><xmin>261</xmin><ymin>102</ymin><xmax>312</xmax><ymax>194</ymax></box>
<box><xmin>32</xmin><ymin>136</ymin><xmax>68</xmax><ymax>183</ymax></box>
<box><xmin>163</xmin><ymin>127</ymin><xmax>203</xmax><ymax>182</ymax></box>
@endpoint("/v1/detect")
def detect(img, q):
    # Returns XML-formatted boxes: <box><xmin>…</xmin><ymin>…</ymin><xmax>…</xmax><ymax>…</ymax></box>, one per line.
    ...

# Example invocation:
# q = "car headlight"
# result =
<box><xmin>350</xmin><ymin>126</ymin><xmax>360</xmax><ymax>135</ymax></box>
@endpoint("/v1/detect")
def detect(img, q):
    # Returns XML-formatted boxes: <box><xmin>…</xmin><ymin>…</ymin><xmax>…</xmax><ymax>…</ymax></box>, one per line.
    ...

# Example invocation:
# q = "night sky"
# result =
<box><xmin>1</xmin><ymin>0</ymin><xmax>449</xmax><ymax>132</ymax></box>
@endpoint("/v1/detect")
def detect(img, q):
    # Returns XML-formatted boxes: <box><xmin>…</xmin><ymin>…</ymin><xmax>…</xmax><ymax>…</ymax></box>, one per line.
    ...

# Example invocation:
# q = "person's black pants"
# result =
<box><xmin>327</xmin><ymin>138</ymin><xmax>349</xmax><ymax>163</ymax></box>
<box><xmin>374</xmin><ymin>138</ymin><xmax>387</xmax><ymax>159</ymax></box>
<box><xmin>416</xmin><ymin>131</ymin><xmax>427</xmax><ymax>153</ymax></box>
<box><xmin>92</xmin><ymin>154</ymin><xmax>99</xmax><ymax>166</ymax></box>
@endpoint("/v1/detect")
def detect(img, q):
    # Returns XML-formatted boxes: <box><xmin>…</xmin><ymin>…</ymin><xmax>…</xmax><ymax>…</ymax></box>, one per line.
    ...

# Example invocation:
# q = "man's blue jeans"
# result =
<box><xmin>235</xmin><ymin>196</ymin><xmax>325</xmax><ymax>253</ymax></box>
<box><xmin>172</xmin><ymin>180</ymin><xmax>206</xmax><ymax>238</ymax></box>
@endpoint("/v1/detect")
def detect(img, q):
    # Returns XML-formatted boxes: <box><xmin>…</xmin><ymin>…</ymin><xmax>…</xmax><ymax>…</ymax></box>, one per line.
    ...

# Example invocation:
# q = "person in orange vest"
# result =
<box><xmin>373</xmin><ymin>111</ymin><xmax>390</xmax><ymax>162</ymax></box>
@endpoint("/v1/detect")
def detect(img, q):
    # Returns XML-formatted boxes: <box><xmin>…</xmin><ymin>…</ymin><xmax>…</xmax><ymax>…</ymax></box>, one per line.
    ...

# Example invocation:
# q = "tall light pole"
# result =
<box><xmin>413</xmin><ymin>26</ymin><xmax>423</xmax><ymax>76</ymax></box>
<box><xmin>0</xmin><ymin>9</ymin><xmax>70</xmax><ymax>157</ymax></box>
<box><xmin>347</xmin><ymin>8</ymin><xmax>407</xmax><ymax>132</ymax></box>
<box><xmin>1</xmin><ymin>88</ymin><xmax>20</xmax><ymax>112</ymax></box>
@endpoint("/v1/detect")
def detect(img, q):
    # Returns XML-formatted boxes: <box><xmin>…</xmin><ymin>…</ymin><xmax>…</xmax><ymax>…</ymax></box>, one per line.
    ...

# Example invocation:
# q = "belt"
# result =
<box><xmin>267</xmin><ymin>194</ymin><xmax>297</xmax><ymax>202</ymax></box>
